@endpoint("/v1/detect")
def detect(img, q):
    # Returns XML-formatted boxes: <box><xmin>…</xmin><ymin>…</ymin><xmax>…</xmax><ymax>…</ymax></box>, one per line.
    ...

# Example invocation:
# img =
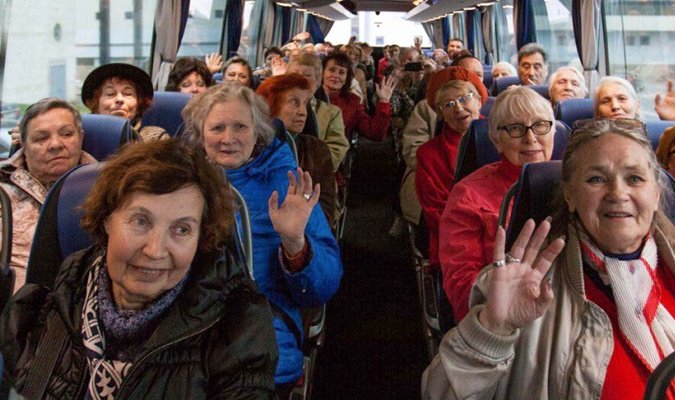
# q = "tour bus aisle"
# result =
<box><xmin>313</xmin><ymin>137</ymin><xmax>428</xmax><ymax>399</ymax></box>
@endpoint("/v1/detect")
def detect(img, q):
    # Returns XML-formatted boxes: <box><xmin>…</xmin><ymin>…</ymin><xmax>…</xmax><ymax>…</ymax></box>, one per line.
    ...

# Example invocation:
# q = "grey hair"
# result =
<box><xmin>492</xmin><ymin>61</ymin><xmax>517</xmax><ymax>77</ymax></box>
<box><xmin>548</xmin><ymin>66</ymin><xmax>588</xmax><ymax>97</ymax></box>
<box><xmin>592</xmin><ymin>76</ymin><xmax>640</xmax><ymax>119</ymax></box>
<box><xmin>434</xmin><ymin>80</ymin><xmax>478</xmax><ymax>114</ymax></box>
<box><xmin>19</xmin><ymin>98</ymin><xmax>83</xmax><ymax>143</ymax></box>
<box><xmin>182</xmin><ymin>82</ymin><xmax>274</xmax><ymax>157</ymax></box>
<box><xmin>488</xmin><ymin>86</ymin><xmax>555</xmax><ymax>145</ymax></box>
<box><xmin>518</xmin><ymin>43</ymin><xmax>548</xmax><ymax>64</ymax></box>
<box><xmin>551</xmin><ymin>119</ymin><xmax>674</xmax><ymax>243</ymax></box>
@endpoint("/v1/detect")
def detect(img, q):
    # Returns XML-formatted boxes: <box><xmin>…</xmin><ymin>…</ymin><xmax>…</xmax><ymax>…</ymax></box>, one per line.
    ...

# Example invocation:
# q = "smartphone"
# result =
<box><xmin>404</xmin><ymin>62</ymin><xmax>423</xmax><ymax>72</ymax></box>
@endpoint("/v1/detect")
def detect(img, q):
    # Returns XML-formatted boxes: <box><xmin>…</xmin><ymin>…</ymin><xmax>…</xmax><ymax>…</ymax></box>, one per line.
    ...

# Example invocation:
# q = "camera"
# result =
<box><xmin>404</xmin><ymin>62</ymin><xmax>423</xmax><ymax>72</ymax></box>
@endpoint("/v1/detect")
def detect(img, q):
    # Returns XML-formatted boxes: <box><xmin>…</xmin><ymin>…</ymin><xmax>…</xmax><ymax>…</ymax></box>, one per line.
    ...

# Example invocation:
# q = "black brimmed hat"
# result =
<box><xmin>81</xmin><ymin>63</ymin><xmax>154</xmax><ymax>105</ymax></box>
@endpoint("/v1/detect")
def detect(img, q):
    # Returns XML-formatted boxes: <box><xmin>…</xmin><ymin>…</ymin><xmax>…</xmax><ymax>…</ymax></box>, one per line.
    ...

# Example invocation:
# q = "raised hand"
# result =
<box><xmin>655</xmin><ymin>80</ymin><xmax>675</xmax><ymax>121</ymax></box>
<box><xmin>375</xmin><ymin>74</ymin><xmax>397</xmax><ymax>103</ymax></box>
<box><xmin>478</xmin><ymin>219</ymin><xmax>565</xmax><ymax>335</ymax></box>
<box><xmin>268</xmin><ymin>167</ymin><xmax>320</xmax><ymax>255</ymax></box>
<box><xmin>205</xmin><ymin>53</ymin><xmax>224</xmax><ymax>74</ymax></box>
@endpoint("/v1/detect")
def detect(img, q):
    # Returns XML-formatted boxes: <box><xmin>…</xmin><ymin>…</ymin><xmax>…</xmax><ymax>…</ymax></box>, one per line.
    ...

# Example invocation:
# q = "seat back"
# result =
<box><xmin>0</xmin><ymin>185</ymin><xmax>14</xmax><ymax>309</ymax></box>
<box><xmin>213</xmin><ymin>72</ymin><xmax>223</xmax><ymax>83</ymax></box>
<box><xmin>81</xmin><ymin>114</ymin><xmax>133</xmax><ymax>161</ymax></box>
<box><xmin>502</xmin><ymin>161</ymin><xmax>562</xmax><ymax>250</ymax></box>
<box><xmin>140</xmin><ymin>91</ymin><xmax>191</xmax><ymax>137</ymax></box>
<box><xmin>555</xmin><ymin>98</ymin><xmax>594</xmax><ymax>129</ymax></box>
<box><xmin>230</xmin><ymin>186</ymin><xmax>253</xmax><ymax>279</ymax></box>
<box><xmin>645</xmin><ymin>120</ymin><xmax>675</xmax><ymax>150</ymax></box>
<box><xmin>482</xmin><ymin>69</ymin><xmax>494</xmax><ymax>91</ymax></box>
<box><xmin>271</xmin><ymin>118</ymin><xmax>299</xmax><ymax>164</ymax></box>
<box><xmin>480</xmin><ymin>96</ymin><xmax>495</xmax><ymax>117</ymax></box>
<box><xmin>645</xmin><ymin>351</ymin><xmax>675</xmax><ymax>400</ymax></box>
<box><xmin>491</xmin><ymin>76</ymin><xmax>521</xmax><ymax>96</ymax></box>
<box><xmin>530</xmin><ymin>84</ymin><xmax>550</xmax><ymax>99</ymax></box>
<box><xmin>26</xmin><ymin>163</ymin><xmax>103</xmax><ymax>289</ymax></box>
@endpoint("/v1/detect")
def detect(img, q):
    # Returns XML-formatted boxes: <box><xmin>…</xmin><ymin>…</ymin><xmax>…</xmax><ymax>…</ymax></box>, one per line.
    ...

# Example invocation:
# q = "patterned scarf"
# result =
<box><xmin>579</xmin><ymin>230</ymin><xmax>675</xmax><ymax>371</ymax></box>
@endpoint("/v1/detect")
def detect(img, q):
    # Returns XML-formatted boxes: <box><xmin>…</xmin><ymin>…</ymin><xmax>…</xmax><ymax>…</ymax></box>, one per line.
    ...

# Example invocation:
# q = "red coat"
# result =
<box><xmin>376</xmin><ymin>57</ymin><xmax>389</xmax><ymax>83</ymax></box>
<box><xmin>329</xmin><ymin>92</ymin><xmax>391</xmax><ymax>142</ymax></box>
<box><xmin>439</xmin><ymin>158</ymin><xmax>521</xmax><ymax>321</ymax></box>
<box><xmin>415</xmin><ymin>125</ymin><xmax>463</xmax><ymax>266</ymax></box>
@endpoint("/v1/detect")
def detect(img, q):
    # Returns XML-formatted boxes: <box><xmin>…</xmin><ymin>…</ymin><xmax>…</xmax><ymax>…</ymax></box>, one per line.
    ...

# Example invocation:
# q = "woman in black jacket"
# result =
<box><xmin>0</xmin><ymin>139</ymin><xmax>278</xmax><ymax>399</ymax></box>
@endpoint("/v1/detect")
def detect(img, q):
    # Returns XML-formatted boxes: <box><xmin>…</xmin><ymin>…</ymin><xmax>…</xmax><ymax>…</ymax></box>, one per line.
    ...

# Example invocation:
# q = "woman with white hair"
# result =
<box><xmin>594</xmin><ymin>76</ymin><xmax>640</xmax><ymax>119</ymax></box>
<box><xmin>491</xmin><ymin>61</ymin><xmax>517</xmax><ymax>79</ymax></box>
<box><xmin>548</xmin><ymin>66</ymin><xmax>588</xmax><ymax>106</ymax></box>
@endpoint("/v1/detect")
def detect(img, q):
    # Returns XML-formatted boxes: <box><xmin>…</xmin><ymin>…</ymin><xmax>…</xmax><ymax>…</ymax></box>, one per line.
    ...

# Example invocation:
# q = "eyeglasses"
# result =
<box><xmin>572</xmin><ymin>117</ymin><xmax>646</xmax><ymax>133</ymax></box>
<box><xmin>498</xmin><ymin>120</ymin><xmax>553</xmax><ymax>138</ymax></box>
<box><xmin>441</xmin><ymin>92</ymin><xmax>475</xmax><ymax>109</ymax></box>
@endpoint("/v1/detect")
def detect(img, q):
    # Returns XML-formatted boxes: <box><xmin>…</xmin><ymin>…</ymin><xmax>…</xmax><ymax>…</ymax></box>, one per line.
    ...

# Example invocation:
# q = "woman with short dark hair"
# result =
<box><xmin>165</xmin><ymin>57</ymin><xmax>215</xmax><ymax>96</ymax></box>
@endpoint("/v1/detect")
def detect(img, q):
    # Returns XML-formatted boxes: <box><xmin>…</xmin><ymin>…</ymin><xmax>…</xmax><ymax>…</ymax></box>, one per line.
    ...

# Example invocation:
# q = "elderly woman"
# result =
<box><xmin>257</xmin><ymin>73</ymin><xmax>338</xmax><ymax>227</ymax></box>
<box><xmin>423</xmin><ymin>118</ymin><xmax>675</xmax><ymax>399</ymax></box>
<box><xmin>594</xmin><ymin>76</ymin><xmax>640</xmax><ymax>119</ymax></box>
<box><xmin>492</xmin><ymin>61</ymin><xmax>517</xmax><ymax>79</ymax></box>
<box><xmin>0</xmin><ymin>98</ymin><xmax>95</xmax><ymax>293</ymax></box>
<box><xmin>1</xmin><ymin>139</ymin><xmax>278</xmax><ymax>398</ymax></box>
<box><xmin>223</xmin><ymin>56</ymin><xmax>253</xmax><ymax>87</ymax></box>
<box><xmin>321</xmin><ymin>51</ymin><xmax>395</xmax><ymax>142</ymax></box>
<box><xmin>439</xmin><ymin>86</ymin><xmax>556</xmax><ymax>321</ymax></box>
<box><xmin>415</xmin><ymin>66</ymin><xmax>488</xmax><ymax>268</ymax></box>
<box><xmin>165</xmin><ymin>57</ymin><xmax>215</xmax><ymax>96</ymax></box>
<box><xmin>183</xmin><ymin>83</ymin><xmax>342</xmax><ymax>398</ymax></box>
<box><xmin>82</xmin><ymin>63</ymin><xmax>167</xmax><ymax>141</ymax></box>
<box><xmin>548</xmin><ymin>66</ymin><xmax>588</xmax><ymax>107</ymax></box>
<box><xmin>286</xmin><ymin>52</ymin><xmax>349</xmax><ymax>171</ymax></box>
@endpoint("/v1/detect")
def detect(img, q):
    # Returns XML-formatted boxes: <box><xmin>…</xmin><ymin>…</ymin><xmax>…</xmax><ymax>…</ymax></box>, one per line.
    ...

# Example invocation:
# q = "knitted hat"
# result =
<box><xmin>426</xmin><ymin>66</ymin><xmax>488</xmax><ymax>110</ymax></box>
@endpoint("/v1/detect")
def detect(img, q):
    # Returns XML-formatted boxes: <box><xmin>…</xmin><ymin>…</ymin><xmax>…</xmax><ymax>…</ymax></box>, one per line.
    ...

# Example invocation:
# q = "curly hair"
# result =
<box><xmin>322</xmin><ymin>51</ymin><xmax>354</xmax><ymax>97</ymax></box>
<box><xmin>256</xmin><ymin>73</ymin><xmax>311</xmax><ymax>117</ymax></box>
<box><xmin>81</xmin><ymin>139</ymin><xmax>233</xmax><ymax>253</ymax></box>
<box><xmin>165</xmin><ymin>57</ymin><xmax>215</xmax><ymax>92</ymax></box>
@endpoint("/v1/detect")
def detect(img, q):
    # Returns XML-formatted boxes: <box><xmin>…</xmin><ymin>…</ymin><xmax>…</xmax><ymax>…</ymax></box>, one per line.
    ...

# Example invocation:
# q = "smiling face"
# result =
<box><xmin>278</xmin><ymin>88</ymin><xmax>311</xmax><ymax>134</ymax></box>
<box><xmin>518</xmin><ymin>52</ymin><xmax>548</xmax><ymax>85</ymax></box>
<box><xmin>595</xmin><ymin>82</ymin><xmax>639</xmax><ymax>119</ymax></box>
<box><xmin>549</xmin><ymin>69</ymin><xmax>585</xmax><ymax>104</ymax></box>
<box><xmin>322</xmin><ymin>59</ymin><xmax>348</xmax><ymax>93</ymax></box>
<box><xmin>438</xmin><ymin>86</ymin><xmax>481</xmax><ymax>134</ymax></box>
<box><xmin>23</xmin><ymin>108</ymin><xmax>83</xmax><ymax>185</ymax></box>
<box><xmin>447</xmin><ymin>40</ymin><xmax>463</xmax><ymax>59</ymax></box>
<box><xmin>179</xmin><ymin>71</ymin><xmax>207</xmax><ymax>96</ymax></box>
<box><xmin>96</xmin><ymin>77</ymin><xmax>139</xmax><ymax>119</ymax></box>
<box><xmin>563</xmin><ymin>133</ymin><xmax>660</xmax><ymax>254</ymax></box>
<box><xmin>105</xmin><ymin>185</ymin><xmax>204</xmax><ymax>310</ymax></box>
<box><xmin>202</xmin><ymin>100</ymin><xmax>256</xmax><ymax>169</ymax></box>
<box><xmin>224</xmin><ymin>62</ymin><xmax>251</xmax><ymax>86</ymax></box>
<box><xmin>493</xmin><ymin>114</ymin><xmax>555</xmax><ymax>166</ymax></box>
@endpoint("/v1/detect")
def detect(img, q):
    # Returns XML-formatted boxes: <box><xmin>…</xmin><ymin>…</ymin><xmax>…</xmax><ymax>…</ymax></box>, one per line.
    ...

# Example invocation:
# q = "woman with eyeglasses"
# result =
<box><xmin>438</xmin><ymin>86</ymin><xmax>556</xmax><ymax>322</ymax></box>
<box><xmin>423</xmin><ymin>118</ymin><xmax>675</xmax><ymax>399</ymax></box>
<box><xmin>415</xmin><ymin>66</ymin><xmax>488</xmax><ymax>270</ymax></box>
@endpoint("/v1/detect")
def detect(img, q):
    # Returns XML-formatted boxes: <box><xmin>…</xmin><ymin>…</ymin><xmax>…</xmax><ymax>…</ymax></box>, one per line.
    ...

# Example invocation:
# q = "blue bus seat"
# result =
<box><xmin>480</xmin><ymin>96</ymin><xmax>495</xmax><ymax>117</ymax></box>
<box><xmin>0</xmin><ymin>185</ymin><xmax>14</xmax><ymax>310</ymax></box>
<box><xmin>645</xmin><ymin>120</ymin><xmax>675</xmax><ymax>150</ymax></box>
<box><xmin>491</xmin><ymin>76</ymin><xmax>521</xmax><ymax>96</ymax></box>
<box><xmin>555</xmin><ymin>98</ymin><xmax>594</xmax><ymax>129</ymax></box>
<box><xmin>213</xmin><ymin>72</ymin><xmax>223</xmax><ymax>82</ymax></box>
<box><xmin>501</xmin><ymin>161</ymin><xmax>562</xmax><ymax>250</ymax></box>
<box><xmin>140</xmin><ymin>91</ymin><xmax>191</xmax><ymax>137</ymax></box>
<box><xmin>530</xmin><ymin>84</ymin><xmax>550</xmax><ymax>99</ymax></box>
<box><xmin>482</xmin><ymin>69</ymin><xmax>494</xmax><ymax>91</ymax></box>
<box><xmin>81</xmin><ymin>114</ymin><xmax>133</xmax><ymax>161</ymax></box>
<box><xmin>271</xmin><ymin>118</ymin><xmax>298</xmax><ymax>165</ymax></box>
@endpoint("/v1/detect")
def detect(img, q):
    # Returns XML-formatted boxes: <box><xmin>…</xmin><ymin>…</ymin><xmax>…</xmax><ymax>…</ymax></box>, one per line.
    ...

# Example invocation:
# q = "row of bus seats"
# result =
<box><xmin>409</xmin><ymin>82</ymin><xmax>675</xmax><ymax>361</ymax></box>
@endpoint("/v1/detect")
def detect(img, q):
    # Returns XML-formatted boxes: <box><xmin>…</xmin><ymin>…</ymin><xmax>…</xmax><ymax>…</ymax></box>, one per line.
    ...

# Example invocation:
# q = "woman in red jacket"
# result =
<box><xmin>415</xmin><ymin>67</ymin><xmax>488</xmax><ymax>269</ymax></box>
<box><xmin>321</xmin><ymin>51</ymin><xmax>395</xmax><ymax>142</ymax></box>
<box><xmin>439</xmin><ymin>86</ymin><xmax>556</xmax><ymax>321</ymax></box>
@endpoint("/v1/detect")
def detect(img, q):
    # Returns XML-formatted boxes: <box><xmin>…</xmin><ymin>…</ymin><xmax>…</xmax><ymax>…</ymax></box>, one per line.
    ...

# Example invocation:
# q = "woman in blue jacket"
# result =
<box><xmin>183</xmin><ymin>82</ymin><xmax>343</xmax><ymax>398</ymax></box>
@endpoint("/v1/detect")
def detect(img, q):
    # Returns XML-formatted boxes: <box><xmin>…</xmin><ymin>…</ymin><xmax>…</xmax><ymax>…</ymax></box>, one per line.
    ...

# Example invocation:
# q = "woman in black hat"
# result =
<box><xmin>82</xmin><ymin>63</ymin><xmax>168</xmax><ymax>141</ymax></box>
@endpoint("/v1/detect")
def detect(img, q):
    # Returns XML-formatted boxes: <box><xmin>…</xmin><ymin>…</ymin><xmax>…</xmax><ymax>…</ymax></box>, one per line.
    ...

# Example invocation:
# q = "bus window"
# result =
<box><xmin>495</xmin><ymin>0</ymin><xmax>517</xmax><ymax>66</ymax></box>
<box><xmin>604</xmin><ymin>0</ymin><xmax>675</xmax><ymax>119</ymax></box>
<box><xmin>531</xmin><ymin>0</ymin><xmax>580</xmax><ymax>71</ymax></box>
<box><xmin>176</xmin><ymin>0</ymin><xmax>227</xmax><ymax>58</ymax></box>
<box><xmin>324</xmin><ymin>12</ymin><xmax>432</xmax><ymax>48</ymax></box>
<box><xmin>237</xmin><ymin>0</ymin><xmax>256</xmax><ymax>62</ymax></box>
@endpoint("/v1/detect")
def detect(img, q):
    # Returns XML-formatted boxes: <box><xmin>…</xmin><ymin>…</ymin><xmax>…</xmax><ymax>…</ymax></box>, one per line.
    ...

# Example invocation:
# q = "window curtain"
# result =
<box><xmin>308</xmin><ymin>14</ymin><xmax>333</xmax><ymax>44</ymax></box>
<box><xmin>290</xmin><ymin>8</ymin><xmax>305</xmax><ymax>40</ymax></box>
<box><xmin>452</xmin><ymin>12</ymin><xmax>465</xmax><ymax>42</ymax></box>
<box><xmin>248</xmin><ymin>0</ymin><xmax>274</xmax><ymax>67</ymax></box>
<box><xmin>481</xmin><ymin>6</ymin><xmax>496</xmax><ymax>64</ymax></box>
<box><xmin>281</xmin><ymin>6</ymin><xmax>292</xmax><ymax>45</ymax></box>
<box><xmin>421</xmin><ymin>22</ymin><xmax>435</xmax><ymax>45</ymax></box>
<box><xmin>151</xmin><ymin>0</ymin><xmax>189</xmax><ymax>90</ymax></box>
<box><xmin>272</xmin><ymin>5</ymin><xmax>285</xmax><ymax>46</ymax></box>
<box><xmin>442</xmin><ymin>16</ymin><xmax>450</xmax><ymax>49</ymax></box>
<box><xmin>465</xmin><ymin>9</ymin><xmax>477</xmax><ymax>56</ymax></box>
<box><xmin>514</xmin><ymin>0</ymin><xmax>536</xmax><ymax>49</ymax></box>
<box><xmin>224</xmin><ymin>0</ymin><xmax>244</xmax><ymax>59</ymax></box>
<box><xmin>572</xmin><ymin>0</ymin><xmax>601</xmax><ymax>92</ymax></box>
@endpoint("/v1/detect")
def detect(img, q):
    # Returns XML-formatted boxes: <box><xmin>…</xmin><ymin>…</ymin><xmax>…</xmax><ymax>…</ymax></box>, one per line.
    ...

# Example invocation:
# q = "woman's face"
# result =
<box><xmin>438</xmin><ymin>86</ymin><xmax>481</xmax><ymax>134</ymax></box>
<box><xmin>224</xmin><ymin>63</ymin><xmax>251</xmax><ymax>86</ymax></box>
<box><xmin>492</xmin><ymin>65</ymin><xmax>513</xmax><ymax>79</ymax></box>
<box><xmin>494</xmin><ymin>113</ymin><xmax>555</xmax><ymax>166</ymax></box>
<box><xmin>323</xmin><ymin>60</ymin><xmax>348</xmax><ymax>93</ymax></box>
<box><xmin>563</xmin><ymin>133</ymin><xmax>660</xmax><ymax>254</ymax></box>
<box><xmin>287</xmin><ymin>64</ymin><xmax>318</xmax><ymax>92</ymax></box>
<box><xmin>23</xmin><ymin>108</ymin><xmax>83</xmax><ymax>185</ymax></box>
<box><xmin>179</xmin><ymin>71</ymin><xmax>207</xmax><ymax>96</ymax></box>
<box><xmin>96</xmin><ymin>77</ymin><xmax>139</xmax><ymax>119</ymax></box>
<box><xmin>596</xmin><ymin>82</ymin><xmax>639</xmax><ymax>119</ymax></box>
<box><xmin>202</xmin><ymin>100</ymin><xmax>256</xmax><ymax>169</ymax></box>
<box><xmin>105</xmin><ymin>185</ymin><xmax>204</xmax><ymax>311</ymax></box>
<box><xmin>278</xmin><ymin>88</ymin><xmax>311</xmax><ymax>134</ymax></box>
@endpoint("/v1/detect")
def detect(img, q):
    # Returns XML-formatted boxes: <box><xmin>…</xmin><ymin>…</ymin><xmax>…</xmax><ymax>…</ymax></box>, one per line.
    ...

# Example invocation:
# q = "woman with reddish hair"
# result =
<box><xmin>257</xmin><ymin>74</ymin><xmax>338</xmax><ymax>226</ymax></box>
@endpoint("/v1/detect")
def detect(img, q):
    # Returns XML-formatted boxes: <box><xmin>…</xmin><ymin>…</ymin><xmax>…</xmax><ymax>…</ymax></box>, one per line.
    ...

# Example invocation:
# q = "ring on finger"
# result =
<box><xmin>492</xmin><ymin>259</ymin><xmax>506</xmax><ymax>268</ymax></box>
<box><xmin>303</xmin><ymin>193</ymin><xmax>312</xmax><ymax>201</ymax></box>
<box><xmin>505</xmin><ymin>253</ymin><xmax>521</xmax><ymax>264</ymax></box>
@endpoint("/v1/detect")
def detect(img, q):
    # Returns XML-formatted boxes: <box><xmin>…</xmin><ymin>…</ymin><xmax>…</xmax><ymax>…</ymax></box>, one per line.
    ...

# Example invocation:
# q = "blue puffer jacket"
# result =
<box><xmin>225</xmin><ymin>138</ymin><xmax>343</xmax><ymax>385</ymax></box>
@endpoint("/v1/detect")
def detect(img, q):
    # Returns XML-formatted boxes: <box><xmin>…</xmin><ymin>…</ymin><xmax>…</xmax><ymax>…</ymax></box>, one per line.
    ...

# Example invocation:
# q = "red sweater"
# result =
<box><xmin>329</xmin><ymin>92</ymin><xmax>391</xmax><ymax>142</ymax></box>
<box><xmin>439</xmin><ymin>158</ymin><xmax>521</xmax><ymax>321</ymax></box>
<box><xmin>585</xmin><ymin>261</ymin><xmax>675</xmax><ymax>400</ymax></box>
<box><xmin>415</xmin><ymin>125</ymin><xmax>463</xmax><ymax>266</ymax></box>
